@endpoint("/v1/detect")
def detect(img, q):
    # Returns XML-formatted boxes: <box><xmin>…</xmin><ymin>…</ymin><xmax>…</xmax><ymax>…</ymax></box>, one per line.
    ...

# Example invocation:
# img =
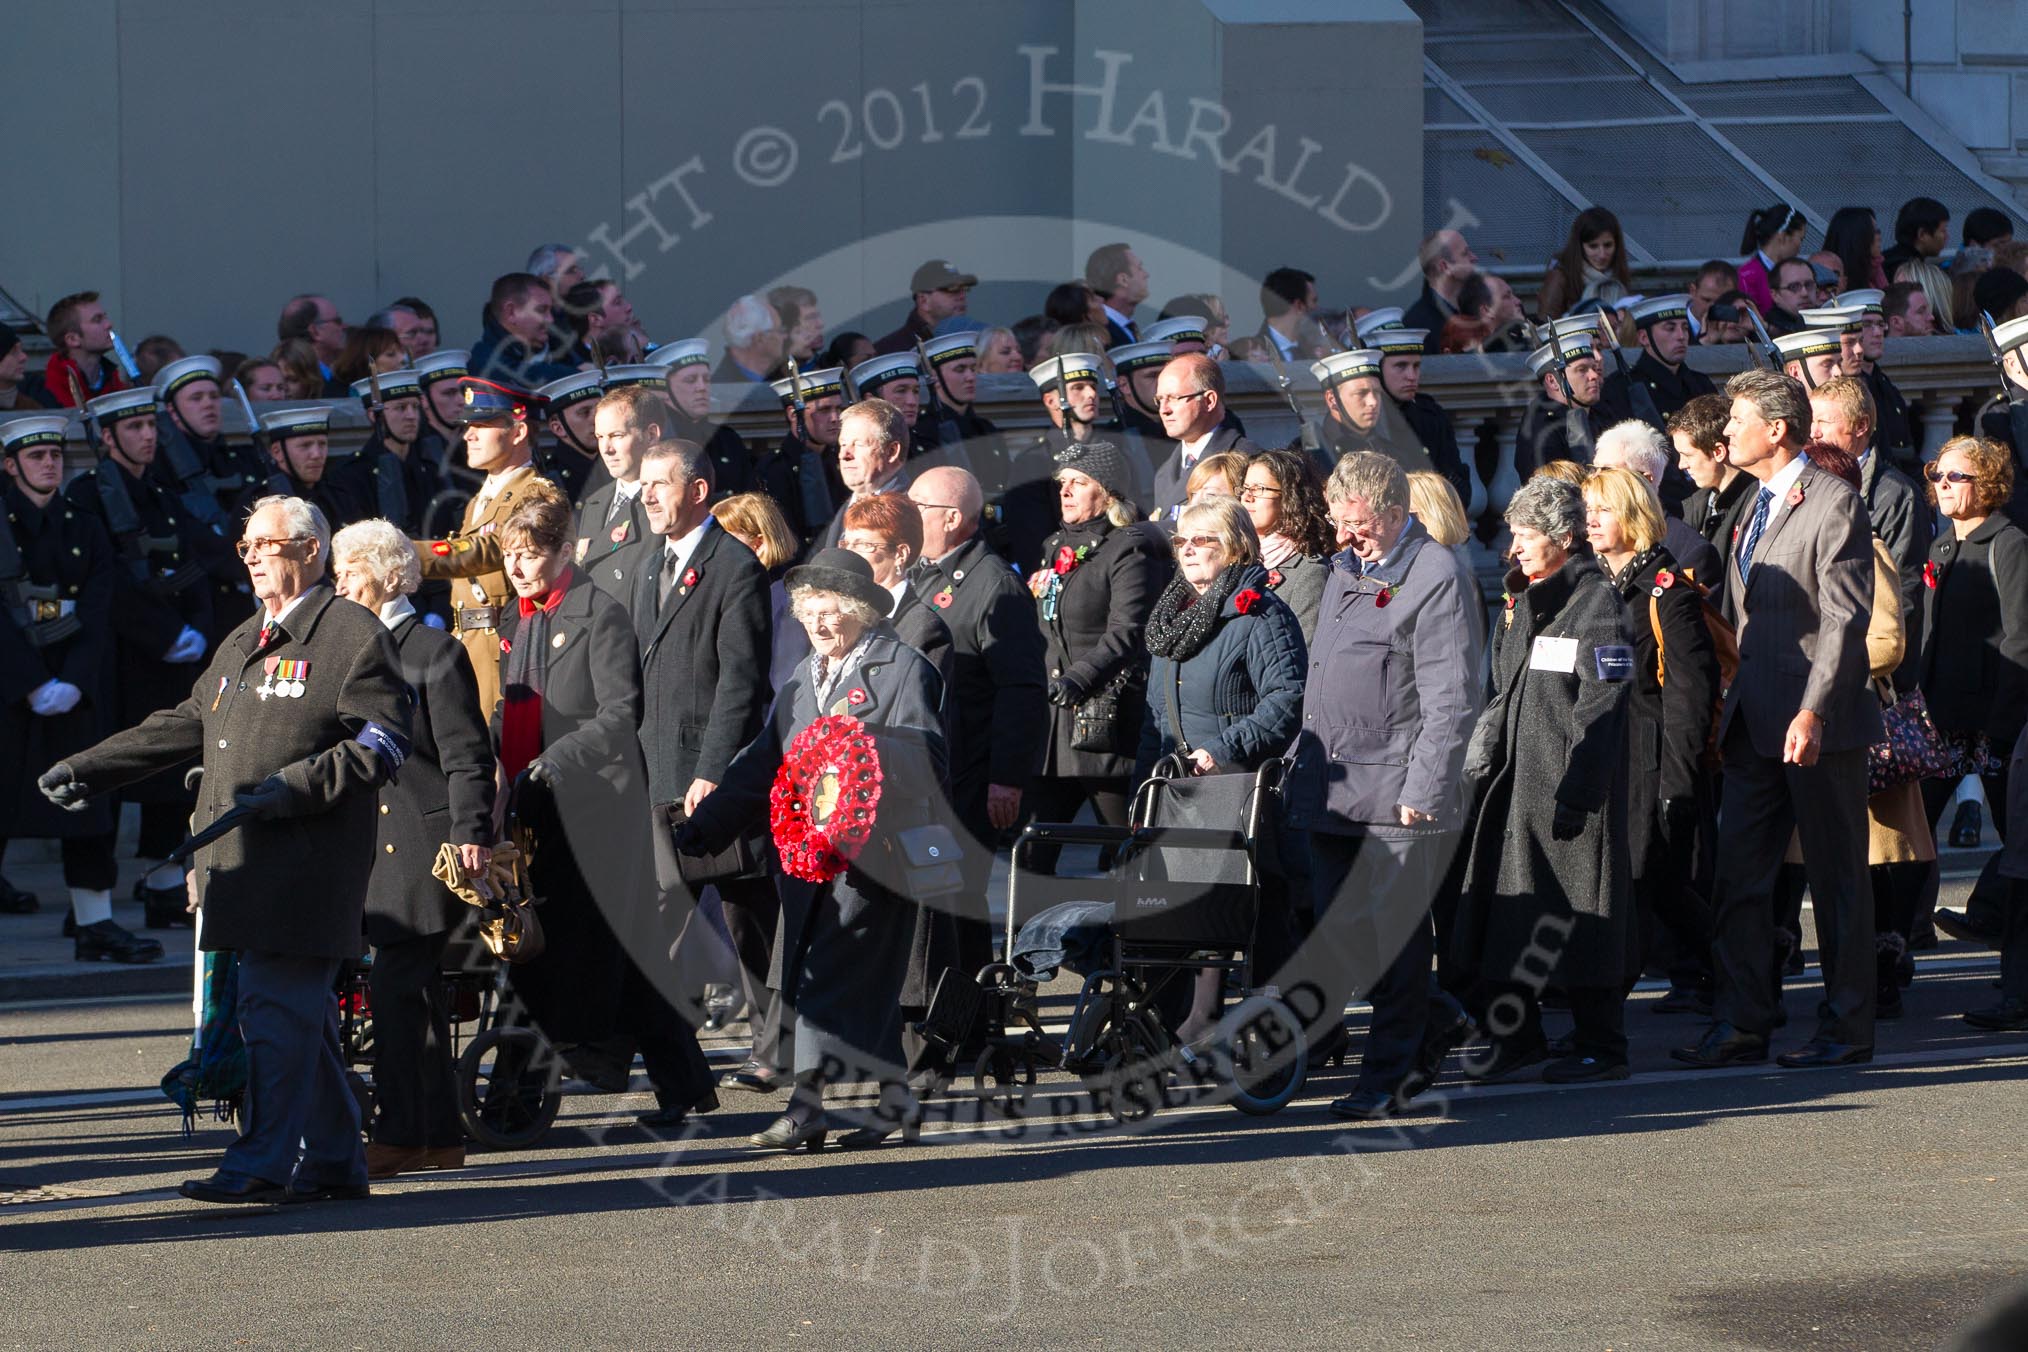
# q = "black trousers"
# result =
<box><xmin>1710</xmin><ymin>727</ymin><xmax>1873</xmax><ymax>1043</ymax></box>
<box><xmin>1020</xmin><ymin>774</ymin><xmax>1132</xmax><ymax>879</ymax></box>
<box><xmin>367</xmin><ymin>930</ymin><xmax>462</xmax><ymax>1149</ymax></box>
<box><xmin>134</xmin><ymin>801</ymin><xmax>189</xmax><ymax>861</ymax></box>
<box><xmin>1306</xmin><ymin>830</ymin><xmax>1463</xmax><ymax>1095</ymax></box>
<box><xmin>1919</xmin><ymin>767</ymin><xmax>2011</xmax><ymax>933</ymax></box>
<box><xmin>1634</xmin><ymin>811</ymin><xmax>1712</xmax><ymax>991</ymax></box>
<box><xmin>618</xmin><ymin>954</ymin><xmax>718</xmax><ymax>1111</ymax></box>
<box><xmin>718</xmin><ymin>875</ymin><xmax>786</xmax><ymax>1072</ymax></box>
<box><xmin>0</xmin><ymin>834</ymin><xmax>118</xmax><ymax>892</ymax></box>
<box><xmin>2002</xmin><ymin>879</ymin><xmax>2028</xmax><ymax>1002</ymax></box>
<box><xmin>1473</xmin><ymin>980</ymin><xmax>1627</xmax><ymax>1062</ymax></box>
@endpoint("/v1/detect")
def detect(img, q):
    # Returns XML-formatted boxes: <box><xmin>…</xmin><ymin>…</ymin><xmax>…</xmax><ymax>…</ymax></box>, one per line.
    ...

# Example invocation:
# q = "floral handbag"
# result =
<box><xmin>1867</xmin><ymin>682</ymin><xmax>1949</xmax><ymax>795</ymax></box>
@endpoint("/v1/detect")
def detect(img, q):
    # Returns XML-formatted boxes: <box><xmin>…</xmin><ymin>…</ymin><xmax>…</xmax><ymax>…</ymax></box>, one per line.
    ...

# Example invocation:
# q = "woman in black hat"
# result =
<box><xmin>1024</xmin><ymin>441</ymin><xmax>1173</xmax><ymax>868</ymax></box>
<box><xmin>679</xmin><ymin>547</ymin><xmax>952</xmax><ymax>1151</ymax></box>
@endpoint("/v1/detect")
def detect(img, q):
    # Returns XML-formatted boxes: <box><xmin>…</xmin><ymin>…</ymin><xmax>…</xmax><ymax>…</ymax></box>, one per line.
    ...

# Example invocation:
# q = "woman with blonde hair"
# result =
<box><xmin>714</xmin><ymin>491</ymin><xmax>807</xmax><ymax>689</ymax></box>
<box><xmin>973</xmin><ymin>325</ymin><xmax>1025</xmax><ymax>375</ymax></box>
<box><xmin>1183</xmin><ymin>449</ymin><xmax>1250</xmax><ymax>501</ymax></box>
<box><xmin>1407</xmin><ymin>470</ymin><xmax>1469</xmax><ymax>549</ymax></box>
<box><xmin>1892</xmin><ymin>258</ymin><xmax>1955</xmax><ymax>336</ymax></box>
<box><xmin>1584</xmin><ymin>465</ymin><xmax>1720</xmax><ymax>1013</ymax></box>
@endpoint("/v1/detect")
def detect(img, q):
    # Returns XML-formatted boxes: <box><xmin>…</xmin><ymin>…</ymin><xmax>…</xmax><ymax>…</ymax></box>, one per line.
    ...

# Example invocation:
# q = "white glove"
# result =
<box><xmin>163</xmin><ymin>625</ymin><xmax>207</xmax><ymax>663</ymax></box>
<box><xmin>422</xmin><ymin>612</ymin><xmax>448</xmax><ymax>630</ymax></box>
<box><xmin>28</xmin><ymin>679</ymin><xmax>82</xmax><ymax>717</ymax></box>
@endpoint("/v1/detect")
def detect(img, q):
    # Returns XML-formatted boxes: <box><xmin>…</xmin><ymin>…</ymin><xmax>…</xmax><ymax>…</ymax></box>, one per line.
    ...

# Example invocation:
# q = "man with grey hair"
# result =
<box><xmin>525</xmin><ymin>244</ymin><xmax>584</xmax><ymax>298</ymax></box>
<box><xmin>714</xmin><ymin>295</ymin><xmax>785</xmax><ymax>385</ymax></box>
<box><xmin>1291</xmin><ymin>450</ymin><xmax>1480</xmax><ymax>1117</ymax></box>
<box><xmin>816</xmin><ymin>398</ymin><xmax>914</xmax><ymax>550</ymax></box>
<box><xmin>367</xmin><ymin>304</ymin><xmax>424</xmax><ymax>359</ymax></box>
<box><xmin>1674</xmin><ymin>370</ymin><xmax>1881</xmax><ymax>1071</ymax></box>
<box><xmin>1593</xmin><ymin>419</ymin><xmax>1722</xmax><ymax>585</ymax></box>
<box><xmin>43</xmin><ymin>494</ymin><xmax>411</xmax><ymax>1203</ymax></box>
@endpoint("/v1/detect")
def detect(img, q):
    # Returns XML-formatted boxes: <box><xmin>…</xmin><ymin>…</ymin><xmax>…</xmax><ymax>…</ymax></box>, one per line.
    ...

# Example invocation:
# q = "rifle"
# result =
<box><xmin>784</xmin><ymin>357</ymin><xmax>810</xmax><ymax>446</ymax></box>
<box><xmin>1526</xmin><ymin>320</ymin><xmax>1578</xmax><ymax>408</ymax></box>
<box><xmin>1594</xmin><ymin>310</ymin><xmax>1664</xmax><ymax>431</ymax></box>
<box><xmin>229</xmin><ymin>378</ymin><xmax>268</xmax><ymax>459</ymax></box>
<box><xmin>1744</xmin><ymin>306</ymin><xmax>1782</xmax><ymax>378</ymax></box>
<box><xmin>1264</xmin><ymin>341</ymin><xmax>1325</xmax><ymax>457</ymax></box>
<box><xmin>1980</xmin><ymin>310</ymin><xmax>2015</xmax><ymax>405</ymax></box>
<box><xmin>109</xmin><ymin>330</ymin><xmax>142</xmax><ymax>383</ymax></box>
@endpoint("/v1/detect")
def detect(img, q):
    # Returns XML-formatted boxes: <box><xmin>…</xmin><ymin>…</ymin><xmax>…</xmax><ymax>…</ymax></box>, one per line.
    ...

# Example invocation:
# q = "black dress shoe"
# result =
<box><xmin>1962</xmin><ymin>999</ymin><xmax>2028</xmax><ymax>1032</ymax></box>
<box><xmin>74</xmin><ymin>919</ymin><xmax>164</xmax><ymax>964</ymax></box>
<box><xmin>135</xmin><ymin>879</ymin><xmax>195</xmax><ymax>929</ymax></box>
<box><xmin>1542</xmin><ymin>1053</ymin><xmax>1630</xmax><ymax>1083</ymax></box>
<box><xmin>1411</xmin><ymin>1011</ymin><xmax>1472</xmax><ymax>1086</ymax></box>
<box><xmin>1933</xmin><ymin>908</ymin><xmax>2000</xmax><ymax>948</ymax></box>
<box><xmin>1461</xmin><ymin>1039</ymin><xmax>1548</xmax><ymax>1082</ymax></box>
<box><xmin>1774</xmin><ymin>1038</ymin><xmax>1872</xmax><ymax>1068</ymax></box>
<box><xmin>1949</xmin><ymin>800</ymin><xmax>1982</xmax><ymax>848</ymax></box>
<box><xmin>720</xmin><ymin>1061</ymin><xmax>787</xmax><ymax>1093</ymax></box>
<box><xmin>1326</xmin><ymin>1088</ymin><xmax>1430</xmax><ymax>1121</ymax></box>
<box><xmin>283</xmin><ymin>1180</ymin><xmax>371</xmax><ymax>1203</ymax></box>
<box><xmin>1653</xmin><ymin>985</ymin><xmax>1714</xmax><ymax>1016</ymax></box>
<box><xmin>0</xmin><ymin>876</ymin><xmax>39</xmax><ymax>914</ymax></box>
<box><xmin>637</xmin><ymin>1091</ymin><xmax>720</xmax><ymax>1129</ymax></box>
<box><xmin>1544</xmin><ymin>1031</ymin><xmax>1576</xmax><ymax>1058</ymax></box>
<box><xmin>180</xmin><ymin>1172</ymin><xmax>288</xmax><ymax>1205</ymax></box>
<box><xmin>751</xmin><ymin>1113</ymin><xmax>826</xmax><ymax>1152</ymax></box>
<box><xmin>836</xmin><ymin>1098</ymin><xmax>924</xmax><ymax>1150</ymax></box>
<box><xmin>1669</xmin><ymin>1021</ymin><xmax>1769</xmax><ymax>1068</ymax></box>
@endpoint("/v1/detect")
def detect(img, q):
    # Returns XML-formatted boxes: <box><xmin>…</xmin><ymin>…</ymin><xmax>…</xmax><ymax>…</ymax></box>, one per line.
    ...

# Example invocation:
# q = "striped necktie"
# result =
<box><xmin>1737</xmin><ymin>485</ymin><xmax>1774</xmax><ymax>579</ymax></box>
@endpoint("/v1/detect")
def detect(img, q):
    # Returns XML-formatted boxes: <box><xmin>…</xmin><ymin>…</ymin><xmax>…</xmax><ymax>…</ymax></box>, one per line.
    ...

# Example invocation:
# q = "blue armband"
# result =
<box><xmin>1594</xmin><ymin>645</ymin><xmax>1635</xmax><ymax>682</ymax></box>
<box><xmin>355</xmin><ymin>722</ymin><xmax>410</xmax><ymax>775</ymax></box>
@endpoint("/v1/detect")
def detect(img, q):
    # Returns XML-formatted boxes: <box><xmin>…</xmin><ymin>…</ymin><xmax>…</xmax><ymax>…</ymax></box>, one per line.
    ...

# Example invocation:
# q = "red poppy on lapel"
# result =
<box><xmin>847</xmin><ymin>687</ymin><xmax>867</xmax><ymax>705</ymax></box>
<box><xmin>932</xmin><ymin>589</ymin><xmax>954</xmax><ymax>609</ymax></box>
<box><xmin>684</xmin><ymin>568</ymin><xmax>699</xmax><ymax>588</ymax></box>
<box><xmin>1232</xmin><ymin>588</ymin><xmax>1262</xmax><ymax>615</ymax></box>
<box><xmin>610</xmin><ymin>523</ymin><xmax>629</xmax><ymax>543</ymax></box>
<box><xmin>1374</xmin><ymin>585</ymin><xmax>1393</xmax><ymax>609</ymax></box>
<box><xmin>1786</xmin><ymin>484</ymin><xmax>1805</xmax><ymax>508</ymax></box>
<box><xmin>1654</xmin><ymin>569</ymin><xmax>1675</xmax><ymax>589</ymax></box>
<box><xmin>499</xmin><ymin>638</ymin><xmax>511</xmax><ymax>653</ymax></box>
<box><xmin>1923</xmin><ymin>559</ymin><xmax>1938</xmax><ymax>589</ymax></box>
<box><xmin>1266</xmin><ymin>568</ymin><xmax>1284</xmax><ymax>588</ymax></box>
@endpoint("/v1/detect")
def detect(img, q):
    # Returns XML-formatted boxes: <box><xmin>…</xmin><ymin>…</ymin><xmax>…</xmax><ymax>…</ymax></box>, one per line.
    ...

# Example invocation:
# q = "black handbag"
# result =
<box><xmin>1070</xmin><ymin>669</ymin><xmax>1139</xmax><ymax>754</ymax></box>
<box><xmin>661</xmin><ymin>803</ymin><xmax>765</xmax><ymax>885</ymax></box>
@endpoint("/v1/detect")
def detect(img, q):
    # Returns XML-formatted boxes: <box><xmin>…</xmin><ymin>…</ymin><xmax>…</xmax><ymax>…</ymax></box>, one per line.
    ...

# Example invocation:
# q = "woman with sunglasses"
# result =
<box><xmin>1915</xmin><ymin>437</ymin><xmax>2028</xmax><ymax>962</ymax></box>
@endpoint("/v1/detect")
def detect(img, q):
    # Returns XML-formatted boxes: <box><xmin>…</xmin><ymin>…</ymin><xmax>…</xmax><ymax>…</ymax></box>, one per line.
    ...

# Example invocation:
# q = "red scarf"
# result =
<box><xmin>499</xmin><ymin>586</ymin><xmax>566</xmax><ymax>784</ymax></box>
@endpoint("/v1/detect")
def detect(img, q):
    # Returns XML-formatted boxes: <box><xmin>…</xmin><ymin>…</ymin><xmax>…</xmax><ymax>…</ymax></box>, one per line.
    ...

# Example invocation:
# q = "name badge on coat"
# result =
<box><xmin>1528</xmin><ymin>636</ymin><xmax>1579</xmax><ymax>674</ymax></box>
<box><xmin>1593</xmin><ymin>644</ymin><xmax>1635</xmax><ymax>682</ymax></box>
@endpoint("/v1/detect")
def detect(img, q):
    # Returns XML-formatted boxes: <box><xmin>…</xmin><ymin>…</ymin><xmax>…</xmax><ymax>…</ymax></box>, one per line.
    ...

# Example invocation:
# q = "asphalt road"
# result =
<box><xmin>4</xmin><ymin>933</ymin><xmax>2025</xmax><ymax>1352</ymax></box>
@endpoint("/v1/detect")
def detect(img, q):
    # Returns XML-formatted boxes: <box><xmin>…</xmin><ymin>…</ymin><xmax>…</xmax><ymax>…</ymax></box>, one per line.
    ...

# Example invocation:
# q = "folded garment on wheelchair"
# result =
<box><xmin>1011</xmin><ymin>899</ymin><xmax>1114</xmax><ymax>982</ymax></box>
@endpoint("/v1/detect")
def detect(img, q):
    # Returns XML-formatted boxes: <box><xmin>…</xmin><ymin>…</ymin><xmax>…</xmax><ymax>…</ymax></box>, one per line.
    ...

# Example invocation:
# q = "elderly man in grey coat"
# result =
<box><xmin>1288</xmin><ymin>452</ymin><xmax>1483</xmax><ymax>1120</ymax></box>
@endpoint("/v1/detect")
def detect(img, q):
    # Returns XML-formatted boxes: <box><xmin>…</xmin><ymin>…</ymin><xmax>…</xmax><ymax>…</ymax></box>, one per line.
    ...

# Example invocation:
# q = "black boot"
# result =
<box><xmin>1874</xmin><ymin>933</ymin><xmax>1905</xmax><ymax>1020</ymax></box>
<box><xmin>74</xmin><ymin>919</ymin><xmax>164</xmax><ymax>964</ymax></box>
<box><xmin>0</xmin><ymin>875</ymin><xmax>39</xmax><ymax>915</ymax></box>
<box><xmin>135</xmin><ymin>874</ymin><xmax>194</xmax><ymax>929</ymax></box>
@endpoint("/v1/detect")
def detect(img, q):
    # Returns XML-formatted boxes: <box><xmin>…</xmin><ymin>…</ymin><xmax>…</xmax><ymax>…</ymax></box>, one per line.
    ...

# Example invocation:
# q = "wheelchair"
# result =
<box><xmin>337</xmin><ymin>949</ymin><xmax>564</xmax><ymax>1152</ymax></box>
<box><xmin>918</xmin><ymin>756</ymin><xmax>1308</xmax><ymax>1125</ymax></box>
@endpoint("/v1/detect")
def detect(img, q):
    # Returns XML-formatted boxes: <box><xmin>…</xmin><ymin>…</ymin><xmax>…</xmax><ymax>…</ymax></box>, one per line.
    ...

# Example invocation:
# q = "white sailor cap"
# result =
<box><xmin>1798</xmin><ymin>306</ymin><xmax>1868</xmax><ymax>335</ymax></box>
<box><xmin>771</xmin><ymin>366</ymin><xmax>845</xmax><ymax>404</ymax></box>
<box><xmin>922</xmin><ymin>332</ymin><xmax>978</xmax><ymax>367</ymax></box>
<box><xmin>413</xmin><ymin>349</ymin><xmax>469</xmax><ymax>385</ymax></box>
<box><xmin>1106</xmin><ymin>341</ymin><xmax>1171</xmax><ymax>375</ymax></box>
<box><xmin>645</xmin><ymin>338</ymin><xmax>709</xmax><ymax>370</ymax></box>
<box><xmin>154</xmin><ymin>354</ymin><xmax>223</xmax><ymax>398</ymax></box>
<box><xmin>86</xmin><ymin>388</ymin><xmax>159</xmax><ymax>425</ymax></box>
<box><xmin>1310</xmin><ymin>349</ymin><xmax>1384</xmax><ymax>388</ymax></box>
<box><xmin>1353</xmin><ymin>308</ymin><xmax>1406</xmax><ymax>344</ymax></box>
<box><xmin>1835</xmin><ymin>288</ymin><xmax>1886</xmax><ymax>317</ymax></box>
<box><xmin>1028</xmin><ymin>353</ymin><xmax>1105</xmax><ymax>389</ymax></box>
<box><xmin>1772</xmin><ymin>329</ymin><xmax>1845</xmax><ymax>363</ymax></box>
<box><xmin>1366</xmin><ymin>329</ymin><xmax>1428</xmax><ymax>357</ymax></box>
<box><xmin>535</xmin><ymin>370</ymin><xmax>608</xmax><ymax>408</ymax></box>
<box><xmin>0</xmin><ymin>414</ymin><xmax>71</xmax><ymax>453</ymax></box>
<box><xmin>1629</xmin><ymin>294</ymin><xmax>1692</xmax><ymax>328</ymax></box>
<box><xmin>1142</xmin><ymin>315</ymin><xmax>1208</xmax><ymax>347</ymax></box>
<box><xmin>1994</xmin><ymin>314</ymin><xmax>2028</xmax><ymax>357</ymax></box>
<box><xmin>259</xmin><ymin>406</ymin><xmax>332</xmax><ymax>439</ymax></box>
<box><xmin>1548</xmin><ymin>314</ymin><xmax>1606</xmax><ymax>347</ymax></box>
<box><xmin>850</xmin><ymin>352</ymin><xmax>923</xmax><ymax>395</ymax></box>
<box><xmin>1527</xmin><ymin>343</ymin><xmax>1561</xmax><ymax>377</ymax></box>
<box><xmin>599</xmin><ymin>365</ymin><xmax>667</xmax><ymax>392</ymax></box>
<box><xmin>351</xmin><ymin>369</ymin><xmax>423</xmax><ymax>404</ymax></box>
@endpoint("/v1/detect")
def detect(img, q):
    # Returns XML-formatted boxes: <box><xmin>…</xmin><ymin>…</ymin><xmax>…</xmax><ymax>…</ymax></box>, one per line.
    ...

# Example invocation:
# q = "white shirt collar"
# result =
<box><xmin>1267</xmin><ymin>325</ymin><xmax>1298</xmax><ymax>361</ymax></box>
<box><xmin>1761</xmin><ymin>451</ymin><xmax>1810</xmax><ymax>514</ymax></box>
<box><xmin>265</xmin><ymin>588</ymin><xmax>316</xmax><ymax>627</ymax></box>
<box><xmin>886</xmin><ymin>579</ymin><xmax>910</xmax><ymax>610</ymax></box>
<box><xmin>376</xmin><ymin>596</ymin><xmax>417</xmax><ymax>630</ymax></box>
<box><xmin>662</xmin><ymin>514</ymin><xmax>715</xmax><ymax>578</ymax></box>
<box><xmin>1179</xmin><ymin>430</ymin><xmax>1218</xmax><ymax>464</ymax></box>
<box><xmin>1103</xmin><ymin>303</ymin><xmax>1135</xmax><ymax>334</ymax></box>
<box><xmin>612</xmin><ymin>478</ymin><xmax>641</xmax><ymax>501</ymax></box>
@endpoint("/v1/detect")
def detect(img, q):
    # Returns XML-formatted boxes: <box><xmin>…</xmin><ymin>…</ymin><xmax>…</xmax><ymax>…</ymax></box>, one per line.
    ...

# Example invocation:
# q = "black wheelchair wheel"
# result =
<box><xmin>457</xmin><ymin>1026</ymin><xmax>561</xmax><ymax>1150</ymax></box>
<box><xmin>970</xmin><ymin>1044</ymin><xmax>1036</xmax><ymax>1117</ymax></box>
<box><xmin>1082</xmin><ymin>1008</ymin><xmax>1169</xmax><ymax>1126</ymax></box>
<box><xmin>1208</xmin><ymin>994</ymin><xmax>1307</xmax><ymax>1116</ymax></box>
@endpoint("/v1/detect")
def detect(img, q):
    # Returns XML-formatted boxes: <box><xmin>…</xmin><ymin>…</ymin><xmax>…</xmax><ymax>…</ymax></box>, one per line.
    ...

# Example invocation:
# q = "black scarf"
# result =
<box><xmin>1606</xmin><ymin>543</ymin><xmax>1669</xmax><ymax>598</ymax></box>
<box><xmin>1145</xmin><ymin>563</ymin><xmax>1247</xmax><ymax>662</ymax></box>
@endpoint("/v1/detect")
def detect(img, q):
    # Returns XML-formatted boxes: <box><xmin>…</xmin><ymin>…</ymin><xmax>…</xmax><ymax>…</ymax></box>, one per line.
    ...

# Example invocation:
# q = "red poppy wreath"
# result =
<box><xmin>770</xmin><ymin>714</ymin><xmax>884</xmax><ymax>883</ymax></box>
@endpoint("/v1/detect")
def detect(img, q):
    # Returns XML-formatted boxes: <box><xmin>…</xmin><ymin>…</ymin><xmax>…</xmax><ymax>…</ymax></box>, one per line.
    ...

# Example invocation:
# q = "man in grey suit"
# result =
<box><xmin>1674</xmin><ymin>371</ymin><xmax>1883</xmax><ymax>1070</ymax></box>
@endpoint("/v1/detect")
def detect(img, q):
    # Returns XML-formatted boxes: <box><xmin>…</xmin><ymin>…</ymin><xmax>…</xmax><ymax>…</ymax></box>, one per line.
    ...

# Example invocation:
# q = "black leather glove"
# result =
<box><xmin>37</xmin><ymin>763</ymin><xmax>89</xmax><ymax>811</ymax></box>
<box><xmin>1047</xmin><ymin>674</ymin><xmax>1089</xmax><ymax>708</ymax></box>
<box><xmin>1551</xmin><ymin>802</ymin><xmax>1586</xmax><ymax>841</ymax></box>
<box><xmin>233</xmin><ymin>775</ymin><xmax>294</xmax><ymax>821</ymax></box>
<box><xmin>524</xmin><ymin>759</ymin><xmax>559</xmax><ymax>790</ymax></box>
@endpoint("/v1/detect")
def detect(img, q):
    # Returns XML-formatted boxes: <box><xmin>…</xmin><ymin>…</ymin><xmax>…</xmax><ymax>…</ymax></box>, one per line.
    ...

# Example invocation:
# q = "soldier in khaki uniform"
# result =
<box><xmin>412</xmin><ymin>377</ymin><xmax>547</xmax><ymax>717</ymax></box>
